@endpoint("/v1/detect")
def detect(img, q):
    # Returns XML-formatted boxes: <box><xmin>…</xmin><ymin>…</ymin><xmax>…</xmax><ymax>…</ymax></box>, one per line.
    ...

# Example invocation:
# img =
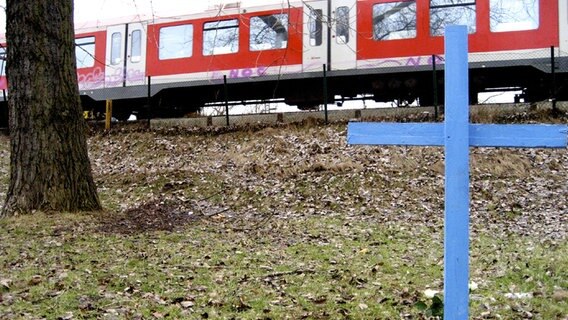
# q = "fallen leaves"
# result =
<box><xmin>28</xmin><ymin>275</ymin><xmax>42</xmax><ymax>286</ymax></box>
<box><xmin>0</xmin><ymin>278</ymin><xmax>11</xmax><ymax>291</ymax></box>
<box><xmin>504</xmin><ymin>292</ymin><xmax>534</xmax><ymax>300</ymax></box>
<box><xmin>552</xmin><ymin>289</ymin><xmax>568</xmax><ymax>302</ymax></box>
<box><xmin>0</xmin><ymin>110</ymin><xmax>567</xmax><ymax>319</ymax></box>
<box><xmin>180</xmin><ymin>300</ymin><xmax>194</xmax><ymax>308</ymax></box>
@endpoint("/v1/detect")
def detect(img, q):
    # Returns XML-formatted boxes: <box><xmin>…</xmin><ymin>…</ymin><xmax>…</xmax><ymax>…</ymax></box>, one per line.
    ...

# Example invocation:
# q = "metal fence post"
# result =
<box><xmin>551</xmin><ymin>46</ymin><xmax>557</xmax><ymax>112</ymax></box>
<box><xmin>323</xmin><ymin>64</ymin><xmax>328</xmax><ymax>124</ymax></box>
<box><xmin>432</xmin><ymin>54</ymin><xmax>439</xmax><ymax>120</ymax></box>
<box><xmin>2</xmin><ymin>89</ymin><xmax>7</xmax><ymax>133</ymax></box>
<box><xmin>354</xmin><ymin>109</ymin><xmax>361</xmax><ymax>119</ymax></box>
<box><xmin>147</xmin><ymin>76</ymin><xmax>152</xmax><ymax>129</ymax></box>
<box><xmin>224</xmin><ymin>75</ymin><xmax>230</xmax><ymax>126</ymax></box>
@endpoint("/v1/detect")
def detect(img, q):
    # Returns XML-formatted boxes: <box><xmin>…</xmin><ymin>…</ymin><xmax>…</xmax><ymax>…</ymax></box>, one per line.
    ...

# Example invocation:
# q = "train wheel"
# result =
<box><xmin>296</xmin><ymin>103</ymin><xmax>320</xmax><ymax>111</ymax></box>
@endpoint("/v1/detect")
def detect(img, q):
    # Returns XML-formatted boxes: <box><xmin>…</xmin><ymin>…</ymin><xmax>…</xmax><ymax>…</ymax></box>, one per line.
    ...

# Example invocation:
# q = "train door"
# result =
<box><xmin>105</xmin><ymin>23</ymin><xmax>147</xmax><ymax>88</ymax></box>
<box><xmin>303</xmin><ymin>1</ymin><xmax>329</xmax><ymax>72</ymax></box>
<box><xmin>560</xmin><ymin>0</ymin><xmax>568</xmax><ymax>54</ymax></box>
<box><xmin>125</xmin><ymin>23</ymin><xmax>147</xmax><ymax>86</ymax></box>
<box><xmin>329</xmin><ymin>0</ymin><xmax>357</xmax><ymax>70</ymax></box>
<box><xmin>105</xmin><ymin>25</ymin><xmax>126</xmax><ymax>88</ymax></box>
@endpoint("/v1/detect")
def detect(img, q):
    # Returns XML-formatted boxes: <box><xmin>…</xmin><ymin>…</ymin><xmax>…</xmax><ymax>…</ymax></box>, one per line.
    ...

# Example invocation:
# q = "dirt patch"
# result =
<box><xmin>96</xmin><ymin>195</ymin><xmax>236</xmax><ymax>235</ymax></box>
<box><xmin>97</xmin><ymin>199</ymin><xmax>201</xmax><ymax>235</ymax></box>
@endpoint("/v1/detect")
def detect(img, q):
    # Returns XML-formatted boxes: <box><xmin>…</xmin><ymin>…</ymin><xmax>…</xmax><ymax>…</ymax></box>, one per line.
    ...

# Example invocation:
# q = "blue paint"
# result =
<box><xmin>348</xmin><ymin>123</ymin><xmax>567</xmax><ymax>148</ymax></box>
<box><xmin>469</xmin><ymin>124</ymin><xmax>568</xmax><ymax>147</ymax></box>
<box><xmin>348</xmin><ymin>123</ymin><xmax>444</xmax><ymax>146</ymax></box>
<box><xmin>346</xmin><ymin>26</ymin><xmax>567</xmax><ymax>319</ymax></box>
<box><xmin>444</xmin><ymin>25</ymin><xmax>470</xmax><ymax>320</ymax></box>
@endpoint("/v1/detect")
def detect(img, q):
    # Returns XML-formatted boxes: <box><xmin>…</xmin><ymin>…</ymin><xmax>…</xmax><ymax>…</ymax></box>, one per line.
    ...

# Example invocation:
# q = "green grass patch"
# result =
<box><xmin>1</xmin><ymin>213</ymin><xmax>565</xmax><ymax>319</ymax></box>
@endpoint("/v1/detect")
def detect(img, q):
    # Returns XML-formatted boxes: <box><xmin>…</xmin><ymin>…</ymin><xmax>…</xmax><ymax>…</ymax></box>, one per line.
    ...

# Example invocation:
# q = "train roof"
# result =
<box><xmin>75</xmin><ymin>0</ymin><xmax>302</xmax><ymax>34</ymax></box>
<box><xmin>1</xmin><ymin>0</ymin><xmax>302</xmax><ymax>40</ymax></box>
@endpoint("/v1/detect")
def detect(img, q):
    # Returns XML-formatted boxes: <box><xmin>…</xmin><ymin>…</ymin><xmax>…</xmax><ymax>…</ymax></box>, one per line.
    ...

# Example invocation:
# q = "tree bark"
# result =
<box><xmin>1</xmin><ymin>0</ymin><xmax>101</xmax><ymax>216</ymax></box>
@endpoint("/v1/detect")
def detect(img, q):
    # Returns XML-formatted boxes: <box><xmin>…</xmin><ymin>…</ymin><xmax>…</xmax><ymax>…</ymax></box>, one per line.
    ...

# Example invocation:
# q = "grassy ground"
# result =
<box><xmin>0</xmin><ymin>107</ymin><xmax>567</xmax><ymax>319</ymax></box>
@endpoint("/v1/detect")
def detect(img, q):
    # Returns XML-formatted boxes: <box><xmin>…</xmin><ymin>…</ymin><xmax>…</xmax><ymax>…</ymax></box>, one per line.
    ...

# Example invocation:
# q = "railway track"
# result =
<box><xmin>149</xmin><ymin>102</ymin><xmax>567</xmax><ymax>129</ymax></box>
<box><xmin>1</xmin><ymin>102</ymin><xmax>566</xmax><ymax>135</ymax></box>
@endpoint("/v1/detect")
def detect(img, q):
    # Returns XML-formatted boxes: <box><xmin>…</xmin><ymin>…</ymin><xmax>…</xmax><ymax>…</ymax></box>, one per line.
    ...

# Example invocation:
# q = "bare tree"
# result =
<box><xmin>253</xmin><ymin>14</ymin><xmax>289</xmax><ymax>49</ymax></box>
<box><xmin>373</xmin><ymin>2</ymin><xmax>416</xmax><ymax>40</ymax></box>
<box><xmin>1</xmin><ymin>0</ymin><xmax>101</xmax><ymax>216</ymax></box>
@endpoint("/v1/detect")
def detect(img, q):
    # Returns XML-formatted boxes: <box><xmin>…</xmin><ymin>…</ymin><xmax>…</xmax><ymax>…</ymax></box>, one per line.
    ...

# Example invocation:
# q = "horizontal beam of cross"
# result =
<box><xmin>348</xmin><ymin>123</ymin><xmax>568</xmax><ymax>148</ymax></box>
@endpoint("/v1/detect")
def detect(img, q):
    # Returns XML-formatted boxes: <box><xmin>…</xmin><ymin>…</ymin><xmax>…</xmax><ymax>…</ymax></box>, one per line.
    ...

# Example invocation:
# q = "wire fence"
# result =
<box><xmin>146</xmin><ymin>46</ymin><xmax>566</xmax><ymax>129</ymax></box>
<box><xmin>0</xmin><ymin>47</ymin><xmax>566</xmax><ymax>130</ymax></box>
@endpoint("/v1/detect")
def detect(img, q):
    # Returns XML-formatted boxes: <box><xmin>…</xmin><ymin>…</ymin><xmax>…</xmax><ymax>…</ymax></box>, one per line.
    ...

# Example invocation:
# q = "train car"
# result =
<box><xmin>1</xmin><ymin>0</ymin><xmax>567</xmax><ymax>124</ymax></box>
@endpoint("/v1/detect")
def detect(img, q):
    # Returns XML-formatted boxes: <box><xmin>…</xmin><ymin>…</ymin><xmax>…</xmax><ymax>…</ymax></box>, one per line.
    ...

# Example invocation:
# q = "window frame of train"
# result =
<box><xmin>203</xmin><ymin>19</ymin><xmax>240</xmax><ymax>56</ymax></box>
<box><xmin>110</xmin><ymin>32</ymin><xmax>122</xmax><ymax>65</ymax></box>
<box><xmin>336</xmin><ymin>6</ymin><xmax>351</xmax><ymax>44</ymax></box>
<box><xmin>430</xmin><ymin>0</ymin><xmax>476</xmax><ymax>36</ymax></box>
<box><xmin>75</xmin><ymin>36</ymin><xmax>96</xmax><ymax>69</ymax></box>
<box><xmin>250</xmin><ymin>14</ymin><xmax>289</xmax><ymax>51</ymax></box>
<box><xmin>309</xmin><ymin>8</ymin><xmax>323</xmax><ymax>47</ymax></box>
<box><xmin>159</xmin><ymin>24</ymin><xmax>194</xmax><ymax>60</ymax></box>
<box><xmin>372</xmin><ymin>0</ymin><xmax>417</xmax><ymax>41</ymax></box>
<box><xmin>489</xmin><ymin>0</ymin><xmax>539</xmax><ymax>32</ymax></box>
<box><xmin>130</xmin><ymin>30</ymin><xmax>143</xmax><ymax>63</ymax></box>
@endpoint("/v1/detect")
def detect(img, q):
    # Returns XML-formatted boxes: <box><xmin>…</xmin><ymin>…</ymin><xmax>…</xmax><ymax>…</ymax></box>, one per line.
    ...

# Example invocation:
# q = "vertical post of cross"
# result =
<box><xmin>444</xmin><ymin>25</ymin><xmax>470</xmax><ymax>319</ymax></box>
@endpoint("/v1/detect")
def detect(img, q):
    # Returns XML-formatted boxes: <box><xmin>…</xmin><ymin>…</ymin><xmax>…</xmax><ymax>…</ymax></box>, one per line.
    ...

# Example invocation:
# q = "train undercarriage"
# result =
<box><xmin>0</xmin><ymin>63</ymin><xmax>566</xmax><ymax>127</ymax></box>
<box><xmin>82</xmin><ymin>62</ymin><xmax>568</xmax><ymax>121</ymax></box>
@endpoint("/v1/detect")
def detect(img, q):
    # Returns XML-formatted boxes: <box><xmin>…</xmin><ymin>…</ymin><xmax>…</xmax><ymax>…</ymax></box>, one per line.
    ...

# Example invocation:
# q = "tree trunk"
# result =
<box><xmin>1</xmin><ymin>0</ymin><xmax>101</xmax><ymax>216</ymax></box>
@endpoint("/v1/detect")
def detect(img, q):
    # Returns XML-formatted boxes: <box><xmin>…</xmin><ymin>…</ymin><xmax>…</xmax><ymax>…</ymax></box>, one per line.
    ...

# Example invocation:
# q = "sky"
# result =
<box><xmin>0</xmin><ymin>0</ymin><xmax>284</xmax><ymax>34</ymax></box>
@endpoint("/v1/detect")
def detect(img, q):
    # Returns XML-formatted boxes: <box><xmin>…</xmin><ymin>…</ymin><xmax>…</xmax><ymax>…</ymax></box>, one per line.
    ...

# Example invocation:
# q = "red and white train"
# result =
<box><xmin>1</xmin><ymin>0</ymin><xmax>567</xmax><ymax>122</ymax></box>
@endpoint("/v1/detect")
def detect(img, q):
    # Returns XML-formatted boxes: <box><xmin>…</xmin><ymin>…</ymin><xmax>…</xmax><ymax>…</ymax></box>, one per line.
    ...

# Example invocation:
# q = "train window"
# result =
<box><xmin>250</xmin><ymin>14</ymin><xmax>289</xmax><ymax>51</ymax></box>
<box><xmin>131</xmin><ymin>30</ymin><xmax>142</xmax><ymax>63</ymax></box>
<box><xmin>430</xmin><ymin>0</ymin><xmax>476</xmax><ymax>36</ymax></box>
<box><xmin>336</xmin><ymin>6</ymin><xmax>350</xmax><ymax>44</ymax></box>
<box><xmin>203</xmin><ymin>19</ymin><xmax>239</xmax><ymax>56</ymax></box>
<box><xmin>373</xmin><ymin>1</ymin><xmax>417</xmax><ymax>40</ymax></box>
<box><xmin>159</xmin><ymin>24</ymin><xmax>194</xmax><ymax>60</ymax></box>
<box><xmin>309</xmin><ymin>9</ymin><xmax>323</xmax><ymax>46</ymax></box>
<box><xmin>110</xmin><ymin>32</ymin><xmax>122</xmax><ymax>65</ymax></box>
<box><xmin>0</xmin><ymin>48</ymin><xmax>6</xmax><ymax>76</ymax></box>
<box><xmin>490</xmin><ymin>0</ymin><xmax>539</xmax><ymax>32</ymax></box>
<box><xmin>75</xmin><ymin>37</ymin><xmax>95</xmax><ymax>69</ymax></box>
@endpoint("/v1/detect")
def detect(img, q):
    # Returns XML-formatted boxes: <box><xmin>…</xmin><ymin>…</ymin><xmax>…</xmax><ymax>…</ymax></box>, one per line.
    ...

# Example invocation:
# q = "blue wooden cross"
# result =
<box><xmin>348</xmin><ymin>25</ymin><xmax>567</xmax><ymax>319</ymax></box>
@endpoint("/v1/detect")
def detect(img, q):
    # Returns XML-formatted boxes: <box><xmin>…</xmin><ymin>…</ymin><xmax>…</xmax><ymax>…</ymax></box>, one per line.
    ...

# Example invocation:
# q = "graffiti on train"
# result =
<box><xmin>361</xmin><ymin>55</ymin><xmax>445</xmax><ymax>69</ymax></box>
<box><xmin>228</xmin><ymin>67</ymin><xmax>269</xmax><ymax>79</ymax></box>
<box><xmin>78</xmin><ymin>67</ymin><xmax>145</xmax><ymax>90</ymax></box>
